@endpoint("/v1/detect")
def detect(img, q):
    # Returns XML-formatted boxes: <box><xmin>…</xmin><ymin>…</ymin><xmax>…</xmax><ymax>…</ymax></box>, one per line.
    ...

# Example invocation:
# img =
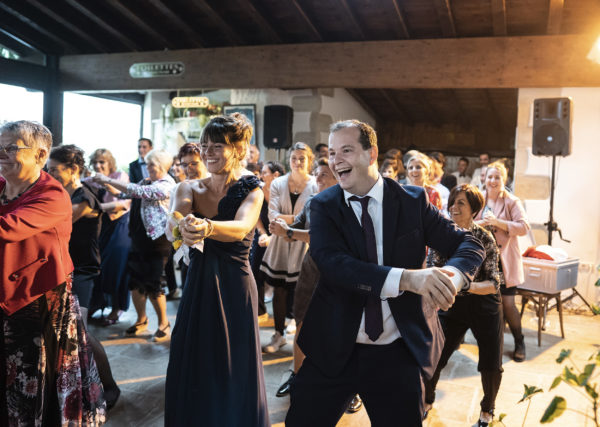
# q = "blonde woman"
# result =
<box><xmin>260</xmin><ymin>142</ymin><xmax>318</xmax><ymax>353</ymax></box>
<box><xmin>406</xmin><ymin>152</ymin><xmax>443</xmax><ymax>210</ymax></box>
<box><xmin>476</xmin><ymin>161</ymin><xmax>530</xmax><ymax>362</ymax></box>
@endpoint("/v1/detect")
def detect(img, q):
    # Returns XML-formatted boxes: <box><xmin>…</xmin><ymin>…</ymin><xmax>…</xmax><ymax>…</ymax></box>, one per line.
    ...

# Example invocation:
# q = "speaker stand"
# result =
<box><xmin>544</xmin><ymin>155</ymin><xmax>570</xmax><ymax>246</ymax></box>
<box><xmin>544</xmin><ymin>155</ymin><xmax>596</xmax><ymax>314</ymax></box>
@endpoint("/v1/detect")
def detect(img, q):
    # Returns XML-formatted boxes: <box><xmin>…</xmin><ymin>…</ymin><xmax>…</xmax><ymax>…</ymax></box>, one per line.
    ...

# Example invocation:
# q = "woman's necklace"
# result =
<box><xmin>289</xmin><ymin>176</ymin><xmax>306</xmax><ymax>195</ymax></box>
<box><xmin>0</xmin><ymin>177</ymin><xmax>39</xmax><ymax>205</ymax></box>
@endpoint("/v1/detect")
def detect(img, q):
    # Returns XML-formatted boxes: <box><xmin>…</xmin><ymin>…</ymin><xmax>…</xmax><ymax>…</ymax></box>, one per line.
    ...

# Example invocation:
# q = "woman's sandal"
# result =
<box><xmin>125</xmin><ymin>318</ymin><xmax>148</xmax><ymax>336</ymax></box>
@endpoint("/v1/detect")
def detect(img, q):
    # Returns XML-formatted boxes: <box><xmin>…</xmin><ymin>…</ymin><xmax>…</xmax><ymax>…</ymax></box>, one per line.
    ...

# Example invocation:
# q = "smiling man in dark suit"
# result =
<box><xmin>128</xmin><ymin>137</ymin><xmax>152</xmax><ymax>183</ymax></box>
<box><xmin>285</xmin><ymin>120</ymin><xmax>485</xmax><ymax>427</ymax></box>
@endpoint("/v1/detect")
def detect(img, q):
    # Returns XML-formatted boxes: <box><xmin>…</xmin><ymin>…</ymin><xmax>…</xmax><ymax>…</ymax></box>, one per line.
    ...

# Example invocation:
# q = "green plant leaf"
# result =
<box><xmin>563</xmin><ymin>366</ymin><xmax>579</xmax><ymax>385</ymax></box>
<box><xmin>540</xmin><ymin>396</ymin><xmax>566</xmax><ymax>423</ymax></box>
<box><xmin>519</xmin><ymin>384</ymin><xmax>543</xmax><ymax>403</ymax></box>
<box><xmin>592</xmin><ymin>305</ymin><xmax>600</xmax><ymax>315</ymax></box>
<box><xmin>498</xmin><ymin>413</ymin><xmax>506</xmax><ymax>422</ymax></box>
<box><xmin>594</xmin><ymin>277</ymin><xmax>600</xmax><ymax>287</ymax></box>
<box><xmin>577</xmin><ymin>363</ymin><xmax>596</xmax><ymax>386</ymax></box>
<box><xmin>585</xmin><ymin>384</ymin><xmax>598</xmax><ymax>399</ymax></box>
<box><xmin>556</xmin><ymin>349</ymin><xmax>572</xmax><ymax>363</ymax></box>
<box><xmin>549</xmin><ymin>376</ymin><xmax>562</xmax><ymax>390</ymax></box>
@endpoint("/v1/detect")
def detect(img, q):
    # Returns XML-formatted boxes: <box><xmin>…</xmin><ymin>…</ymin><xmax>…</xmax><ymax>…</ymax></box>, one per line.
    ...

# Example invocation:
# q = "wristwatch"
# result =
<box><xmin>286</xmin><ymin>228</ymin><xmax>294</xmax><ymax>240</ymax></box>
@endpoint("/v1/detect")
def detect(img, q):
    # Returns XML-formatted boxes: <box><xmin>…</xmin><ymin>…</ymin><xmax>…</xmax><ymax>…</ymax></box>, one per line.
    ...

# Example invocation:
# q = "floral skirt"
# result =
<box><xmin>0</xmin><ymin>282</ymin><xmax>106</xmax><ymax>426</ymax></box>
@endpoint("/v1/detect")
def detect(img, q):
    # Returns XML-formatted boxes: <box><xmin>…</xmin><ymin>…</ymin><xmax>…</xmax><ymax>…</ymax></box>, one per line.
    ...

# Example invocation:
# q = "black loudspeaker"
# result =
<box><xmin>532</xmin><ymin>97</ymin><xmax>572</xmax><ymax>157</ymax></box>
<box><xmin>264</xmin><ymin>105</ymin><xmax>293</xmax><ymax>149</ymax></box>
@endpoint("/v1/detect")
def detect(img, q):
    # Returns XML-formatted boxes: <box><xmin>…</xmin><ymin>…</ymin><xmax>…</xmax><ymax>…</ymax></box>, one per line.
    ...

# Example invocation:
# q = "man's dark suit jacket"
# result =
<box><xmin>298</xmin><ymin>178</ymin><xmax>484</xmax><ymax>380</ymax></box>
<box><xmin>128</xmin><ymin>159</ymin><xmax>144</xmax><ymax>184</ymax></box>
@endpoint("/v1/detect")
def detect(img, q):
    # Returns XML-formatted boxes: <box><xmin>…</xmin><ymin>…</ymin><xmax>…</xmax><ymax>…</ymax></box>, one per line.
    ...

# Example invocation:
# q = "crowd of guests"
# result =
<box><xmin>0</xmin><ymin>117</ymin><xmax>531</xmax><ymax>427</ymax></box>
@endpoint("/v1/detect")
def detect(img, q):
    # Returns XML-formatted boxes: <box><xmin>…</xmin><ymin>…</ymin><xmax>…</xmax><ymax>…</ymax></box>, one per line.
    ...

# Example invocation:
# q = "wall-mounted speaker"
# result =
<box><xmin>532</xmin><ymin>97</ymin><xmax>572</xmax><ymax>157</ymax></box>
<box><xmin>264</xmin><ymin>105</ymin><xmax>293</xmax><ymax>149</ymax></box>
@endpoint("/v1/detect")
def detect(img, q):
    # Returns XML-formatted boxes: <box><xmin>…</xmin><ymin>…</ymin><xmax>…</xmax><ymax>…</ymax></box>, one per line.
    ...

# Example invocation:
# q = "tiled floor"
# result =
<box><xmin>90</xmin><ymin>291</ymin><xmax>599</xmax><ymax>427</ymax></box>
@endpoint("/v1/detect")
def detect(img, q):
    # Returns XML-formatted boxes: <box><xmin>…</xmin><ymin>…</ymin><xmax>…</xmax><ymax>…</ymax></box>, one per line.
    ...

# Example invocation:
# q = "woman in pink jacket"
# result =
<box><xmin>476</xmin><ymin>161</ymin><xmax>530</xmax><ymax>362</ymax></box>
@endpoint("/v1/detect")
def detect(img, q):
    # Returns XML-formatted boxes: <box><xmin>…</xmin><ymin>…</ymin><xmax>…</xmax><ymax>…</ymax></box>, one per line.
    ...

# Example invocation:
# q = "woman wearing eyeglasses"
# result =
<box><xmin>0</xmin><ymin>121</ymin><xmax>105</xmax><ymax>425</ymax></box>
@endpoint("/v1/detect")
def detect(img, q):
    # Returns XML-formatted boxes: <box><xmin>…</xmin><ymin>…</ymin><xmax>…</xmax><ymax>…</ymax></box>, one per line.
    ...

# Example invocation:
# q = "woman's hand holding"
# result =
<box><xmin>92</xmin><ymin>173</ymin><xmax>110</xmax><ymax>185</ymax></box>
<box><xmin>269</xmin><ymin>218</ymin><xmax>289</xmax><ymax>236</ymax></box>
<box><xmin>258</xmin><ymin>233</ymin><xmax>271</xmax><ymax>247</ymax></box>
<box><xmin>180</xmin><ymin>214</ymin><xmax>211</xmax><ymax>246</ymax></box>
<box><xmin>481</xmin><ymin>211</ymin><xmax>498</xmax><ymax>227</ymax></box>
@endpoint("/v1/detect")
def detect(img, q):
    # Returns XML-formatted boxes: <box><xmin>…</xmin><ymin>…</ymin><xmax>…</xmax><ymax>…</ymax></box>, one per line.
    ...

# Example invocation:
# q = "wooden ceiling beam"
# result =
<box><xmin>483</xmin><ymin>89</ymin><xmax>504</xmax><ymax>131</ymax></box>
<box><xmin>291</xmin><ymin>0</ymin><xmax>324</xmax><ymax>42</ymax></box>
<box><xmin>0</xmin><ymin>15</ymin><xmax>61</xmax><ymax>54</ymax></box>
<box><xmin>449</xmin><ymin>90</ymin><xmax>472</xmax><ymax>129</ymax></box>
<box><xmin>187</xmin><ymin>0</ymin><xmax>244</xmax><ymax>46</ymax></box>
<box><xmin>59</xmin><ymin>34</ymin><xmax>600</xmax><ymax>91</ymax></box>
<box><xmin>547</xmin><ymin>0</ymin><xmax>564</xmax><ymax>35</ymax></box>
<box><xmin>104</xmin><ymin>0</ymin><xmax>176</xmax><ymax>50</ymax></box>
<box><xmin>0</xmin><ymin>3</ymin><xmax>79</xmax><ymax>53</ymax></box>
<box><xmin>346</xmin><ymin>89</ymin><xmax>382</xmax><ymax>124</ymax></box>
<box><xmin>0</xmin><ymin>28</ymin><xmax>39</xmax><ymax>57</ymax></box>
<box><xmin>22</xmin><ymin>0</ymin><xmax>109</xmax><ymax>53</ymax></box>
<box><xmin>241</xmin><ymin>1</ymin><xmax>283</xmax><ymax>43</ymax></box>
<box><xmin>63</xmin><ymin>0</ymin><xmax>140</xmax><ymax>51</ymax></box>
<box><xmin>380</xmin><ymin>89</ymin><xmax>415</xmax><ymax>125</ymax></box>
<box><xmin>390</xmin><ymin>0</ymin><xmax>410</xmax><ymax>39</ymax></box>
<box><xmin>411</xmin><ymin>90</ymin><xmax>442</xmax><ymax>127</ymax></box>
<box><xmin>147</xmin><ymin>0</ymin><xmax>205</xmax><ymax>48</ymax></box>
<box><xmin>338</xmin><ymin>0</ymin><xmax>367</xmax><ymax>40</ymax></box>
<box><xmin>432</xmin><ymin>0</ymin><xmax>457</xmax><ymax>37</ymax></box>
<box><xmin>489</xmin><ymin>0</ymin><xmax>507</xmax><ymax>36</ymax></box>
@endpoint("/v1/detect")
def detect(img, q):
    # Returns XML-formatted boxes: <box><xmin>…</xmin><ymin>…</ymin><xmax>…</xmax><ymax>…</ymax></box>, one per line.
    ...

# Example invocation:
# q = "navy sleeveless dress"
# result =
<box><xmin>165</xmin><ymin>175</ymin><xmax>270</xmax><ymax>427</ymax></box>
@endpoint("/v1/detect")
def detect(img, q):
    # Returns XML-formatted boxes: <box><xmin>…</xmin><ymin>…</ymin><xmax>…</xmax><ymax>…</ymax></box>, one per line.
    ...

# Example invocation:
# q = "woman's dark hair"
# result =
<box><xmin>316</xmin><ymin>157</ymin><xmax>330</xmax><ymax>168</ymax></box>
<box><xmin>50</xmin><ymin>144</ymin><xmax>86</xmax><ymax>174</ymax></box>
<box><xmin>379</xmin><ymin>158</ymin><xmax>398</xmax><ymax>173</ymax></box>
<box><xmin>177</xmin><ymin>142</ymin><xmax>201</xmax><ymax>160</ymax></box>
<box><xmin>200</xmin><ymin>113</ymin><xmax>253</xmax><ymax>162</ymax></box>
<box><xmin>448</xmin><ymin>184</ymin><xmax>485</xmax><ymax>218</ymax></box>
<box><xmin>265</xmin><ymin>160</ymin><xmax>285</xmax><ymax>176</ymax></box>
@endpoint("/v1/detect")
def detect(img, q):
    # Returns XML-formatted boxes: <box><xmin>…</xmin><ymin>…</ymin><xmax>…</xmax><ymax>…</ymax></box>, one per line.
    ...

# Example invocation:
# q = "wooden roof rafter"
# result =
<box><xmin>381</xmin><ymin>90</ymin><xmax>416</xmax><ymax>125</ymax></box>
<box><xmin>432</xmin><ymin>0</ymin><xmax>457</xmax><ymax>37</ymax></box>
<box><xmin>346</xmin><ymin>89</ymin><xmax>382</xmax><ymax>124</ymax></box>
<box><xmin>145</xmin><ymin>0</ymin><xmax>205</xmax><ymax>48</ymax></box>
<box><xmin>0</xmin><ymin>2</ymin><xmax>79</xmax><ymax>53</ymax></box>
<box><xmin>188</xmin><ymin>0</ymin><xmax>245</xmax><ymax>46</ymax></box>
<box><xmin>104</xmin><ymin>0</ymin><xmax>177</xmax><ymax>50</ymax></box>
<box><xmin>291</xmin><ymin>0</ymin><xmax>324</xmax><ymax>42</ymax></box>
<box><xmin>63</xmin><ymin>0</ymin><xmax>141</xmax><ymax>51</ymax></box>
<box><xmin>21</xmin><ymin>0</ymin><xmax>109</xmax><ymax>53</ymax></box>
<box><xmin>483</xmin><ymin>89</ymin><xmax>504</xmax><ymax>131</ymax></box>
<box><xmin>390</xmin><ymin>0</ymin><xmax>410</xmax><ymax>39</ymax></box>
<box><xmin>447</xmin><ymin>89</ymin><xmax>471</xmax><ymax>130</ymax></box>
<box><xmin>337</xmin><ymin>0</ymin><xmax>368</xmax><ymax>40</ymax></box>
<box><xmin>547</xmin><ymin>0</ymin><xmax>564</xmax><ymax>35</ymax></box>
<box><xmin>239</xmin><ymin>1</ymin><xmax>283</xmax><ymax>44</ymax></box>
<box><xmin>489</xmin><ymin>0</ymin><xmax>507</xmax><ymax>36</ymax></box>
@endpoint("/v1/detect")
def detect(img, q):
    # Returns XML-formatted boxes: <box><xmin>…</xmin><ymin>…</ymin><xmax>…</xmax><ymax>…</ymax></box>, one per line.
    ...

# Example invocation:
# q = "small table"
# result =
<box><xmin>517</xmin><ymin>289</ymin><xmax>565</xmax><ymax>346</ymax></box>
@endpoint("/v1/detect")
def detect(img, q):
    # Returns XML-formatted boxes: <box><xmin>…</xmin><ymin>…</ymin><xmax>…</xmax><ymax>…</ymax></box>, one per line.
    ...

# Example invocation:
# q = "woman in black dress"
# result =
<box><xmin>424</xmin><ymin>184</ymin><xmax>504</xmax><ymax>427</ymax></box>
<box><xmin>165</xmin><ymin>114</ymin><xmax>269</xmax><ymax>426</ymax></box>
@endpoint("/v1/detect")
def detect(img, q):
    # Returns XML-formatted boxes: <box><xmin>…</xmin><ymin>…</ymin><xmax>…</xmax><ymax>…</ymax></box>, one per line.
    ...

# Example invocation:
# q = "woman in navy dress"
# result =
<box><xmin>165</xmin><ymin>113</ymin><xmax>269</xmax><ymax>426</ymax></box>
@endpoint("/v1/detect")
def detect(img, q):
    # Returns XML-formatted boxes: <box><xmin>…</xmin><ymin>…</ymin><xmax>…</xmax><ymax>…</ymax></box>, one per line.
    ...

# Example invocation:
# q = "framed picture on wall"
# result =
<box><xmin>223</xmin><ymin>104</ymin><xmax>257</xmax><ymax>146</ymax></box>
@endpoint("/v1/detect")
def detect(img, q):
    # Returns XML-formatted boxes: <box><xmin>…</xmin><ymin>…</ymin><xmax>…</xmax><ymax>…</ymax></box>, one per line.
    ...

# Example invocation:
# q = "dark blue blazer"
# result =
<box><xmin>298</xmin><ymin>178</ymin><xmax>484</xmax><ymax>379</ymax></box>
<box><xmin>128</xmin><ymin>159</ymin><xmax>144</xmax><ymax>184</ymax></box>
